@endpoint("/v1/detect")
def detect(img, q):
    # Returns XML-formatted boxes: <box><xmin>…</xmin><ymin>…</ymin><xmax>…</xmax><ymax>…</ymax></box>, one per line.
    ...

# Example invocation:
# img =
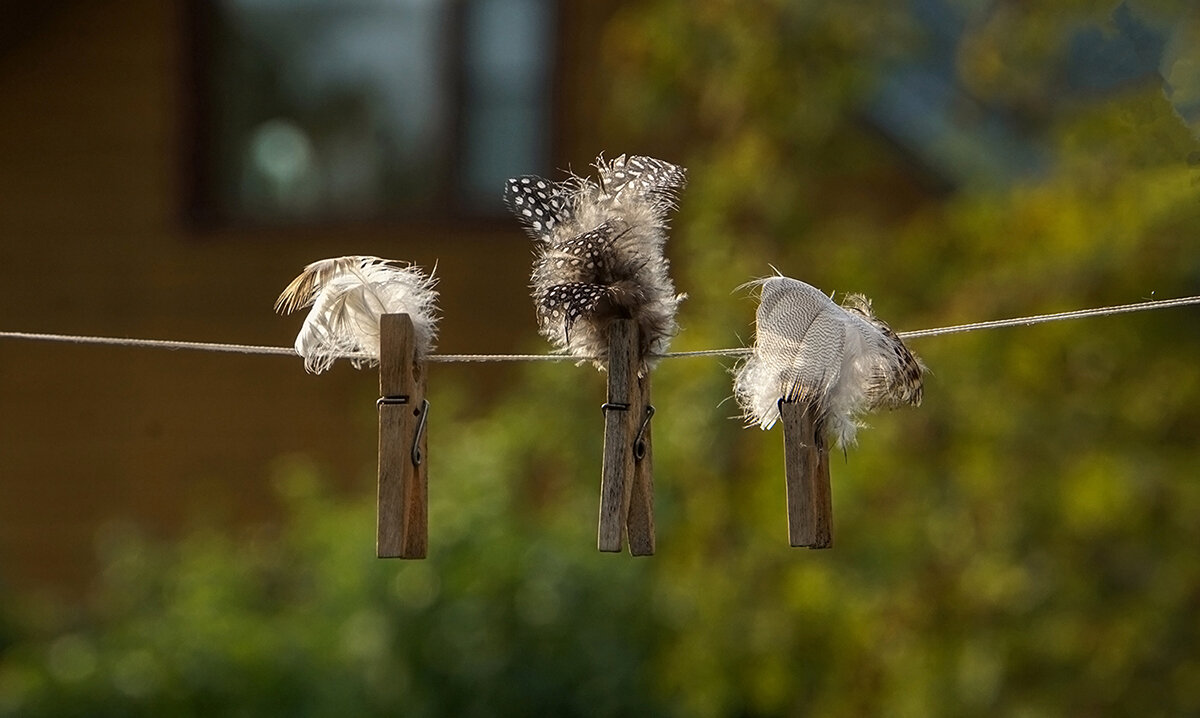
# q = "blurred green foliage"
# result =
<box><xmin>3</xmin><ymin>1</ymin><xmax>1199</xmax><ymax>716</ymax></box>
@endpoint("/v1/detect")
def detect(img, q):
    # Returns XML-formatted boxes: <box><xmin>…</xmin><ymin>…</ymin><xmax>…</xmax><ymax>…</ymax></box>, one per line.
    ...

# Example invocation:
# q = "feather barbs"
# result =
<box><xmin>505</xmin><ymin>153</ymin><xmax>688</xmax><ymax>367</ymax></box>
<box><xmin>275</xmin><ymin>256</ymin><xmax>439</xmax><ymax>374</ymax></box>
<box><xmin>733</xmin><ymin>275</ymin><xmax>924</xmax><ymax>447</ymax></box>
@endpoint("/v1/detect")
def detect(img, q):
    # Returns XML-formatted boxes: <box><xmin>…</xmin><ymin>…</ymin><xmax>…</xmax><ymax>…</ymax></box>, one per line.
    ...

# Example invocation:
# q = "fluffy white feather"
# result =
<box><xmin>275</xmin><ymin>257</ymin><xmax>438</xmax><ymax>374</ymax></box>
<box><xmin>504</xmin><ymin>153</ymin><xmax>686</xmax><ymax>368</ymax></box>
<box><xmin>733</xmin><ymin>275</ymin><xmax>923</xmax><ymax>446</ymax></box>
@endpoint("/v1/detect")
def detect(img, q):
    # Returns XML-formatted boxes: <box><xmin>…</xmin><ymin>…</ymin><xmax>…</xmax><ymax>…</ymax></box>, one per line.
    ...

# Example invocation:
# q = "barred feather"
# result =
<box><xmin>504</xmin><ymin>153</ymin><xmax>687</xmax><ymax>367</ymax></box>
<box><xmin>733</xmin><ymin>275</ymin><xmax>923</xmax><ymax>446</ymax></box>
<box><xmin>275</xmin><ymin>257</ymin><xmax>438</xmax><ymax>374</ymax></box>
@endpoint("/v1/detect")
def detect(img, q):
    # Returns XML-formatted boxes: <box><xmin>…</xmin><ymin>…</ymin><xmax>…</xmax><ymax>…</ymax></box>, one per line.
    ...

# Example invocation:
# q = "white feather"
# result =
<box><xmin>275</xmin><ymin>257</ymin><xmax>438</xmax><ymax>374</ymax></box>
<box><xmin>733</xmin><ymin>275</ymin><xmax>923</xmax><ymax>447</ymax></box>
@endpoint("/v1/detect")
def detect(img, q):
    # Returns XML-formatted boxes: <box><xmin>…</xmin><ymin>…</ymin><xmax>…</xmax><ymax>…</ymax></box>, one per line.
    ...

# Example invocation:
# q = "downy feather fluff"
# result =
<box><xmin>504</xmin><ymin>153</ymin><xmax>687</xmax><ymax>367</ymax></box>
<box><xmin>733</xmin><ymin>275</ymin><xmax>923</xmax><ymax>447</ymax></box>
<box><xmin>275</xmin><ymin>256</ymin><xmax>438</xmax><ymax>374</ymax></box>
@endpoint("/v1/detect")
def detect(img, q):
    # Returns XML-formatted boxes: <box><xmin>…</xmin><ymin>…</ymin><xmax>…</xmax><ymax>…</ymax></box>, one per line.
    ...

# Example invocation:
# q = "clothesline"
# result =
<box><xmin>0</xmin><ymin>294</ymin><xmax>1197</xmax><ymax>362</ymax></box>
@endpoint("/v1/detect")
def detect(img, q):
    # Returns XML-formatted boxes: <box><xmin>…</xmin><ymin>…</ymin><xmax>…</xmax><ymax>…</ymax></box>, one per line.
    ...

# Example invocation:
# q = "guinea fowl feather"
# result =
<box><xmin>504</xmin><ymin>153</ymin><xmax>687</xmax><ymax>368</ymax></box>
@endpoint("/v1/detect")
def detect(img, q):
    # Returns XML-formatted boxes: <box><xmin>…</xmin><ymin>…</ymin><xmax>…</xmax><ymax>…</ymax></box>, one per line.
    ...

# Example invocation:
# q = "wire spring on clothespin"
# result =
<box><xmin>376</xmin><ymin>395</ymin><xmax>430</xmax><ymax>467</ymax></box>
<box><xmin>634</xmin><ymin>405</ymin><xmax>655</xmax><ymax>460</ymax></box>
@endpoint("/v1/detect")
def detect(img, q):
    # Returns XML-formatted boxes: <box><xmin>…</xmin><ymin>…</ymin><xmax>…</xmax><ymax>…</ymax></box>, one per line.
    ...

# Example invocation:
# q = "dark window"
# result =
<box><xmin>188</xmin><ymin>0</ymin><xmax>556</xmax><ymax>225</ymax></box>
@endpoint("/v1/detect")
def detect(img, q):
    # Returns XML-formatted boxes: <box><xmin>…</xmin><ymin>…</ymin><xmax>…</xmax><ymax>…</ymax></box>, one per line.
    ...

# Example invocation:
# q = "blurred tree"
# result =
<box><xmin>2</xmin><ymin>1</ymin><xmax>1199</xmax><ymax>716</ymax></box>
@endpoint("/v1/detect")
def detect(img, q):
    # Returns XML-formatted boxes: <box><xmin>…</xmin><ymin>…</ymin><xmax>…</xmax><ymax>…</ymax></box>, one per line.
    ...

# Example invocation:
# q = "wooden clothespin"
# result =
<box><xmin>779</xmin><ymin>398</ymin><xmax>832</xmax><ymax>549</ymax></box>
<box><xmin>377</xmin><ymin>313</ymin><xmax>429</xmax><ymax>559</ymax></box>
<box><xmin>598</xmin><ymin>319</ymin><xmax>656</xmax><ymax>555</ymax></box>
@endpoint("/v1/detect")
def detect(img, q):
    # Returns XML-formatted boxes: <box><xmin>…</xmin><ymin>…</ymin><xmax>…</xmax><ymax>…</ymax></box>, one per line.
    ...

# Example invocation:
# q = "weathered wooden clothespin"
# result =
<box><xmin>598</xmin><ymin>319</ymin><xmax>656</xmax><ymax>555</ymax></box>
<box><xmin>733</xmin><ymin>275</ymin><xmax>925</xmax><ymax>550</ymax></box>
<box><xmin>377</xmin><ymin>313</ymin><xmax>429</xmax><ymax>559</ymax></box>
<box><xmin>779</xmin><ymin>398</ymin><xmax>832</xmax><ymax>548</ymax></box>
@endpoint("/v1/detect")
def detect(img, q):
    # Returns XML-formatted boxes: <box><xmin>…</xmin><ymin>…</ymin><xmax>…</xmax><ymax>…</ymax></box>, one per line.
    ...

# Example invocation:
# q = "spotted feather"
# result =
<box><xmin>535</xmin><ymin>221</ymin><xmax>618</xmax><ymax>285</ymax></box>
<box><xmin>505</xmin><ymin>152</ymin><xmax>687</xmax><ymax>367</ymax></box>
<box><xmin>597</xmin><ymin>154</ymin><xmax>687</xmax><ymax>211</ymax></box>
<box><xmin>537</xmin><ymin>282</ymin><xmax>613</xmax><ymax>334</ymax></box>
<box><xmin>504</xmin><ymin>175</ymin><xmax>571</xmax><ymax>241</ymax></box>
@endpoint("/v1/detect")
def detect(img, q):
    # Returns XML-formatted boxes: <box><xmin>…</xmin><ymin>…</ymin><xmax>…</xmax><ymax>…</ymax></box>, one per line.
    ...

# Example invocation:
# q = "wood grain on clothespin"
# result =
<box><xmin>780</xmin><ymin>400</ymin><xmax>832</xmax><ymax>549</ymax></box>
<box><xmin>626</xmin><ymin>373</ymin><xmax>655</xmax><ymax>556</ymax></box>
<box><xmin>599</xmin><ymin>319</ymin><xmax>657</xmax><ymax>553</ymax></box>
<box><xmin>377</xmin><ymin>313</ymin><xmax>428</xmax><ymax>559</ymax></box>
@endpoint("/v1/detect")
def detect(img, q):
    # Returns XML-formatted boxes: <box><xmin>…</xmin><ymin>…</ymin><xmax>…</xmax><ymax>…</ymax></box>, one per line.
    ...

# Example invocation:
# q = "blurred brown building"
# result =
<box><xmin>0</xmin><ymin>0</ymin><xmax>615</xmax><ymax>592</ymax></box>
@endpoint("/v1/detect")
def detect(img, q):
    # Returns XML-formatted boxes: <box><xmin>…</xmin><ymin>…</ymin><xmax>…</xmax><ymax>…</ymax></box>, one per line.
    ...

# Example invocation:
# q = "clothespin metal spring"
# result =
<box><xmin>376</xmin><ymin>395</ymin><xmax>429</xmax><ymax>467</ymax></box>
<box><xmin>600</xmin><ymin>402</ymin><xmax>655</xmax><ymax>461</ymax></box>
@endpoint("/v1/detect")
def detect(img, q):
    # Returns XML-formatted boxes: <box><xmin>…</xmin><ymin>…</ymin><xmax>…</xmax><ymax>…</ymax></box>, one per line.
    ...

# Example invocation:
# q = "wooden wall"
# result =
<box><xmin>0</xmin><ymin>0</ymin><xmax>548</xmax><ymax>592</ymax></box>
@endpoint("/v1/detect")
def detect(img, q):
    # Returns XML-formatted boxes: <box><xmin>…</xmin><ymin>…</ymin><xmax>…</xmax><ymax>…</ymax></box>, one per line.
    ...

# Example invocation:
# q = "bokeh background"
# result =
<box><xmin>2</xmin><ymin>0</ymin><xmax>1199</xmax><ymax>715</ymax></box>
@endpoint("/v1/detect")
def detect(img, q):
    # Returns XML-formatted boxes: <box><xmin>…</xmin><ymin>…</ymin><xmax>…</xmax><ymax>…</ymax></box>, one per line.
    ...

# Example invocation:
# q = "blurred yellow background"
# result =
<box><xmin>1</xmin><ymin>1</ymin><xmax>1198</xmax><ymax>715</ymax></box>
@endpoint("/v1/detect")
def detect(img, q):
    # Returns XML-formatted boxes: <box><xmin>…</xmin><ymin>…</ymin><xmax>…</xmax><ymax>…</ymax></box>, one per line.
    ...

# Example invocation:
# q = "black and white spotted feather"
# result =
<box><xmin>733</xmin><ymin>275</ymin><xmax>924</xmax><ymax>447</ymax></box>
<box><xmin>504</xmin><ymin>154</ymin><xmax>687</xmax><ymax>366</ymax></box>
<box><xmin>275</xmin><ymin>256</ymin><xmax>438</xmax><ymax>374</ymax></box>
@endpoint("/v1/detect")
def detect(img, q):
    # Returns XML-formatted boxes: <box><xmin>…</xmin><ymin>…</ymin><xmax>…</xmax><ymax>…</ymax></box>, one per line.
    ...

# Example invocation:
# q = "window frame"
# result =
<box><xmin>180</xmin><ymin>0</ymin><xmax>566</xmax><ymax>232</ymax></box>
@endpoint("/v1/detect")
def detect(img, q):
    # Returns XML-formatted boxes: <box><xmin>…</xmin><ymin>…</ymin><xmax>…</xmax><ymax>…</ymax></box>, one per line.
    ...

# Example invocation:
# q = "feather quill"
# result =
<box><xmin>733</xmin><ymin>275</ymin><xmax>923</xmax><ymax>446</ymax></box>
<box><xmin>504</xmin><ymin>153</ymin><xmax>687</xmax><ymax>367</ymax></box>
<box><xmin>275</xmin><ymin>256</ymin><xmax>438</xmax><ymax>374</ymax></box>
